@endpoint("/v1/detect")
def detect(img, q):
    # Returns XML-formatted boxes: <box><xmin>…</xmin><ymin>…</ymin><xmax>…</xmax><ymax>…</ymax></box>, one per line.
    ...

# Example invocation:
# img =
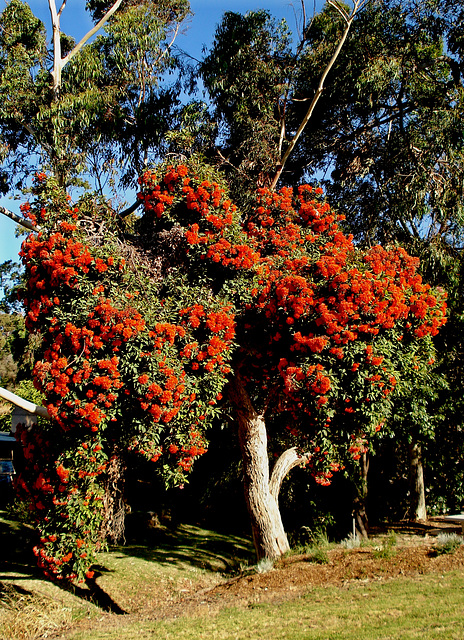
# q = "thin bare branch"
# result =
<box><xmin>301</xmin><ymin>0</ymin><xmax>307</xmax><ymax>33</ymax></box>
<box><xmin>270</xmin><ymin>0</ymin><xmax>368</xmax><ymax>190</ymax></box>
<box><xmin>327</xmin><ymin>0</ymin><xmax>350</xmax><ymax>22</ymax></box>
<box><xmin>161</xmin><ymin>22</ymin><xmax>180</xmax><ymax>59</ymax></box>
<box><xmin>61</xmin><ymin>0</ymin><xmax>125</xmax><ymax>68</ymax></box>
<box><xmin>57</xmin><ymin>0</ymin><xmax>68</xmax><ymax>18</ymax></box>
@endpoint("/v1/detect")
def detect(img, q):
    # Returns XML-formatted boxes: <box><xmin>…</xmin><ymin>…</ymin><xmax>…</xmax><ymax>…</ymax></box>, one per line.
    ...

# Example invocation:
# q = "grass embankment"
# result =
<box><xmin>1</xmin><ymin>510</ymin><xmax>464</xmax><ymax>640</ymax></box>
<box><xmin>0</xmin><ymin>509</ymin><xmax>254</xmax><ymax>638</ymax></box>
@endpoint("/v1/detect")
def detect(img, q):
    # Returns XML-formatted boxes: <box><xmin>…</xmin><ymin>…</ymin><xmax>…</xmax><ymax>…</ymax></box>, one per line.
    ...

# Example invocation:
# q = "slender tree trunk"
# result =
<box><xmin>408</xmin><ymin>441</ymin><xmax>427</xmax><ymax>522</ymax></box>
<box><xmin>100</xmin><ymin>450</ymin><xmax>126</xmax><ymax>545</ymax></box>
<box><xmin>270</xmin><ymin>0</ymin><xmax>367</xmax><ymax>189</ymax></box>
<box><xmin>228</xmin><ymin>376</ymin><xmax>290</xmax><ymax>559</ymax></box>
<box><xmin>353</xmin><ymin>451</ymin><xmax>369</xmax><ymax>539</ymax></box>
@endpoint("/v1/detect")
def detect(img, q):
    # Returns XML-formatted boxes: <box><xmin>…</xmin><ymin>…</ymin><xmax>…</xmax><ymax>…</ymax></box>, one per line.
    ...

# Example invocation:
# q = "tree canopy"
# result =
<box><xmin>0</xmin><ymin>0</ymin><xmax>190</xmax><ymax>192</ymax></box>
<box><xmin>14</xmin><ymin>156</ymin><xmax>446</xmax><ymax>578</ymax></box>
<box><xmin>0</xmin><ymin>0</ymin><xmax>459</xmax><ymax>584</ymax></box>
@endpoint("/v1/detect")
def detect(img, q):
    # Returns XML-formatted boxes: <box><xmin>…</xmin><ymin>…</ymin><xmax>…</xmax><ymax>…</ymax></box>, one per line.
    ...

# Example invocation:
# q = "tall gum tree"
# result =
<box><xmin>0</xmin><ymin>0</ymin><xmax>189</xmax><ymax>197</ymax></box>
<box><xmin>14</xmin><ymin>161</ymin><xmax>446</xmax><ymax>573</ymax></box>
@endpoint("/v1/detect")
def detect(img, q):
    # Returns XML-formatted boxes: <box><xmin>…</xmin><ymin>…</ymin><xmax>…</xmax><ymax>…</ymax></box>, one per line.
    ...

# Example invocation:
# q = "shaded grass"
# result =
<box><xmin>67</xmin><ymin>570</ymin><xmax>464</xmax><ymax>640</ymax></box>
<box><xmin>111</xmin><ymin>522</ymin><xmax>255</xmax><ymax>573</ymax></box>
<box><xmin>0</xmin><ymin>511</ymin><xmax>255</xmax><ymax>638</ymax></box>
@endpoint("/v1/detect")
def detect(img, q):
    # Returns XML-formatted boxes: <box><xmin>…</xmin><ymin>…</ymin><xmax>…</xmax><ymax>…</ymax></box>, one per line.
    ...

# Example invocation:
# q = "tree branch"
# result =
<box><xmin>61</xmin><ymin>0</ymin><xmax>125</xmax><ymax>68</ymax></box>
<box><xmin>48</xmin><ymin>0</ymin><xmax>62</xmax><ymax>98</ymax></box>
<box><xmin>269</xmin><ymin>446</ymin><xmax>311</xmax><ymax>500</ymax></box>
<box><xmin>0</xmin><ymin>386</ymin><xmax>50</xmax><ymax>419</ymax></box>
<box><xmin>0</xmin><ymin>206</ymin><xmax>41</xmax><ymax>232</ymax></box>
<box><xmin>57</xmin><ymin>0</ymin><xmax>68</xmax><ymax>18</ymax></box>
<box><xmin>270</xmin><ymin>0</ymin><xmax>367</xmax><ymax>190</ymax></box>
<box><xmin>118</xmin><ymin>199</ymin><xmax>142</xmax><ymax>218</ymax></box>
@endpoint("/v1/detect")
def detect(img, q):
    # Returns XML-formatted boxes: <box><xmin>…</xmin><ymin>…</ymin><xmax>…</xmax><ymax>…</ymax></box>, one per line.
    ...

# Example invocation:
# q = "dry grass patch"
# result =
<box><xmin>0</xmin><ymin>583</ymin><xmax>76</xmax><ymax>640</ymax></box>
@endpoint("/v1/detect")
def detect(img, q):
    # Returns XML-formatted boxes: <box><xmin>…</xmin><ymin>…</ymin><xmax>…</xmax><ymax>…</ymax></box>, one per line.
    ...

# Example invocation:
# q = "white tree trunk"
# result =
<box><xmin>48</xmin><ymin>0</ymin><xmax>125</xmax><ymax>99</ymax></box>
<box><xmin>228</xmin><ymin>376</ymin><xmax>290</xmax><ymax>559</ymax></box>
<box><xmin>0</xmin><ymin>386</ymin><xmax>49</xmax><ymax>419</ymax></box>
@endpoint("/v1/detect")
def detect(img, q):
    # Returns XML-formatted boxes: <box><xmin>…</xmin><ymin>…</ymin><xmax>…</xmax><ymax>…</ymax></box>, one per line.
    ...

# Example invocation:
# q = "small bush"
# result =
<box><xmin>341</xmin><ymin>534</ymin><xmax>361</xmax><ymax>549</ymax></box>
<box><xmin>432</xmin><ymin>533</ymin><xmax>463</xmax><ymax>556</ymax></box>
<box><xmin>373</xmin><ymin>531</ymin><xmax>397</xmax><ymax>559</ymax></box>
<box><xmin>306</xmin><ymin>547</ymin><xmax>330</xmax><ymax>564</ymax></box>
<box><xmin>255</xmin><ymin>557</ymin><xmax>274</xmax><ymax>574</ymax></box>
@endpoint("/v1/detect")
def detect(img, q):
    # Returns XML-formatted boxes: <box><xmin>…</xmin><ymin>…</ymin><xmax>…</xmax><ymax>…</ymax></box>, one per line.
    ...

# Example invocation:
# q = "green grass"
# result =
<box><xmin>66</xmin><ymin>570</ymin><xmax>464</xmax><ymax>640</ymax></box>
<box><xmin>0</xmin><ymin>511</ymin><xmax>255</xmax><ymax>638</ymax></box>
<box><xmin>2</xmin><ymin>510</ymin><xmax>464</xmax><ymax>640</ymax></box>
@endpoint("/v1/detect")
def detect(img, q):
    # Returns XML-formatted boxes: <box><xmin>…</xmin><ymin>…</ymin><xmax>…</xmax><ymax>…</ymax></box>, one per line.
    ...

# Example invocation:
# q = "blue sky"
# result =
<box><xmin>0</xmin><ymin>0</ymin><xmax>317</xmax><ymax>265</ymax></box>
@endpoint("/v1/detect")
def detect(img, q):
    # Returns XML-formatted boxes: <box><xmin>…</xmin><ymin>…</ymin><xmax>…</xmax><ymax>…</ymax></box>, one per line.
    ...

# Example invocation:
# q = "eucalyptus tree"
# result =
<box><xmin>0</xmin><ymin>0</ymin><xmax>189</xmax><ymax>194</ymax></box>
<box><xmin>199</xmin><ymin>0</ymin><xmax>366</xmax><ymax>207</ymax></box>
<box><xmin>199</xmin><ymin>0</ymin><xmax>464</xmax><ymax>522</ymax></box>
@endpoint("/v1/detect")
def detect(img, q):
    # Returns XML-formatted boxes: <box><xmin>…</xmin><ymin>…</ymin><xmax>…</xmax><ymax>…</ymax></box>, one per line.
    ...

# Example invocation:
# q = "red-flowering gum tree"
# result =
<box><xmin>137</xmin><ymin>162</ymin><xmax>446</xmax><ymax>558</ymax></box>
<box><xmin>17</xmin><ymin>161</ymin><xmax>446</xmax><ymax>579</ymax></box>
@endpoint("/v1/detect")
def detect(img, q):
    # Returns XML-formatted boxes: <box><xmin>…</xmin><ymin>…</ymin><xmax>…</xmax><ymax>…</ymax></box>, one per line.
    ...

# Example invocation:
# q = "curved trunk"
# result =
<box><xmin>269</xmin><ymin>446</ymin><xmax>310</xmax><ymax>500</ymax></box>
<box><xmin>408</xmin><ymin>441</ymin><xmax>427</xmax><ymax>522</ymax></box>
<box><xmin>228</xmin><ymin>376</ymin><xmax>290</xmax><ymax>559</ymax></box>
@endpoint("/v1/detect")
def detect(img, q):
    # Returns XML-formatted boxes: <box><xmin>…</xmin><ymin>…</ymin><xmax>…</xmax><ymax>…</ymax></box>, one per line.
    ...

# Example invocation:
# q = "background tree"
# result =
<box><xmin>199</xmin><ymin>0</ymin><xmax>464</xmax><ymax>520</ymax></box>
<box><xmin>295</xmin><ymin>0</ymin><xmax>464</xmax><ymax>519</ymax></box>
<box><xmin>199</xmin><ymin>0</ymin><xmax>366</xmax><ymax>206</ymax></box>
<box><xmin>0</xmin><ymin>0</ymin><xmax>189</xmax><ymax>194</ymax></box>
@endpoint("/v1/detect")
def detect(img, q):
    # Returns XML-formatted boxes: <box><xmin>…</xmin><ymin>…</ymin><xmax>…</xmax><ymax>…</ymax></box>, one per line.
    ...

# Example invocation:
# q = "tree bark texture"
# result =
<box><xmin>100</xmin><ymin>451</ymin><xmax>126</xmax><ymax>545</ymax></box>
<box><xmin>228</xmin><ymin>376</ymin><xmax>290</xmax><ymax>559</ymax></box>
<box><xmin>408</xmin><ymin>441</ymin><xmax>427</xmax><ymax>521</ymax></box>
<box><xmin>353</xmin><ymin>451</ymin><xmax>369</xmax><ymax>539</ymax></box>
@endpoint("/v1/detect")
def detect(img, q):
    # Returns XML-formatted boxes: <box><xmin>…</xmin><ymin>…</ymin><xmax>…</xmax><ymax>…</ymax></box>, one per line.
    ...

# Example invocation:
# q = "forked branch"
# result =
<box><xmin>48</xmin><ymin>0</ymin><xmax>124</xmax><ymax>97</ymax></box>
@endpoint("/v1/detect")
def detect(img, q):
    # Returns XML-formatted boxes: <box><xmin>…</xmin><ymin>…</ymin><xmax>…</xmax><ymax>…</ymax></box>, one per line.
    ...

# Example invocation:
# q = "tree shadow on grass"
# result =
<box><xmin>1</xmin><ymin>509</ymin><xmax>255</xmax><ymax>614</ymax></box>
<box><xmin>112</xmin><ymin>518</ymin><xmax>255</xmax><ymax>574</ymax></box>
<box><xmin>0</xmin><ymin>510</ymin><xmax>127</xmax><ymax>614</ymax></box>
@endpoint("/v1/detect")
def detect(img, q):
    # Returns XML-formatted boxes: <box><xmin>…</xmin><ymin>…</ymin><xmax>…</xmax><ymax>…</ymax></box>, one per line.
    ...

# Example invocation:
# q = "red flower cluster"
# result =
<box><xmin>139</xmin><ymin>165</ymin><xmax>260</xmax><ymax>271</ymax></box>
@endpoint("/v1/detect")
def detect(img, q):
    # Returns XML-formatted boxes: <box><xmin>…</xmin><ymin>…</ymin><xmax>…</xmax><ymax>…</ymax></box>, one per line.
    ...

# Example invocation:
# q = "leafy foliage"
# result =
<box><xmin>0</xmin><ymin>0</ymin><xmax>189</xmax><ymax>191</ymax></box>
<box><xmin>16</xmin><ymin>157</ymin><xmax>446</xmax><ymax>580</ymax></box>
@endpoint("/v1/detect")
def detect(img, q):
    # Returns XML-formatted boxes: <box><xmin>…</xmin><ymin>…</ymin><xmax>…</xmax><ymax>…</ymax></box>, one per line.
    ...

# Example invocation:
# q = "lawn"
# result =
<box><xmin>1</xmin><ymin>509</ymin><xmax>464</xmax><ymax>640</ymax></box>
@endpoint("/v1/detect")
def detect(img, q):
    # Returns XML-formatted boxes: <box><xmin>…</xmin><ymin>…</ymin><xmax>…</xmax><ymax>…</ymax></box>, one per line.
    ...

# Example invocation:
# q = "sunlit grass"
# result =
<box><xmin>68</xmin><ymin>571</ymin><xmax>464</xmax><ymax>640</ymax></box>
